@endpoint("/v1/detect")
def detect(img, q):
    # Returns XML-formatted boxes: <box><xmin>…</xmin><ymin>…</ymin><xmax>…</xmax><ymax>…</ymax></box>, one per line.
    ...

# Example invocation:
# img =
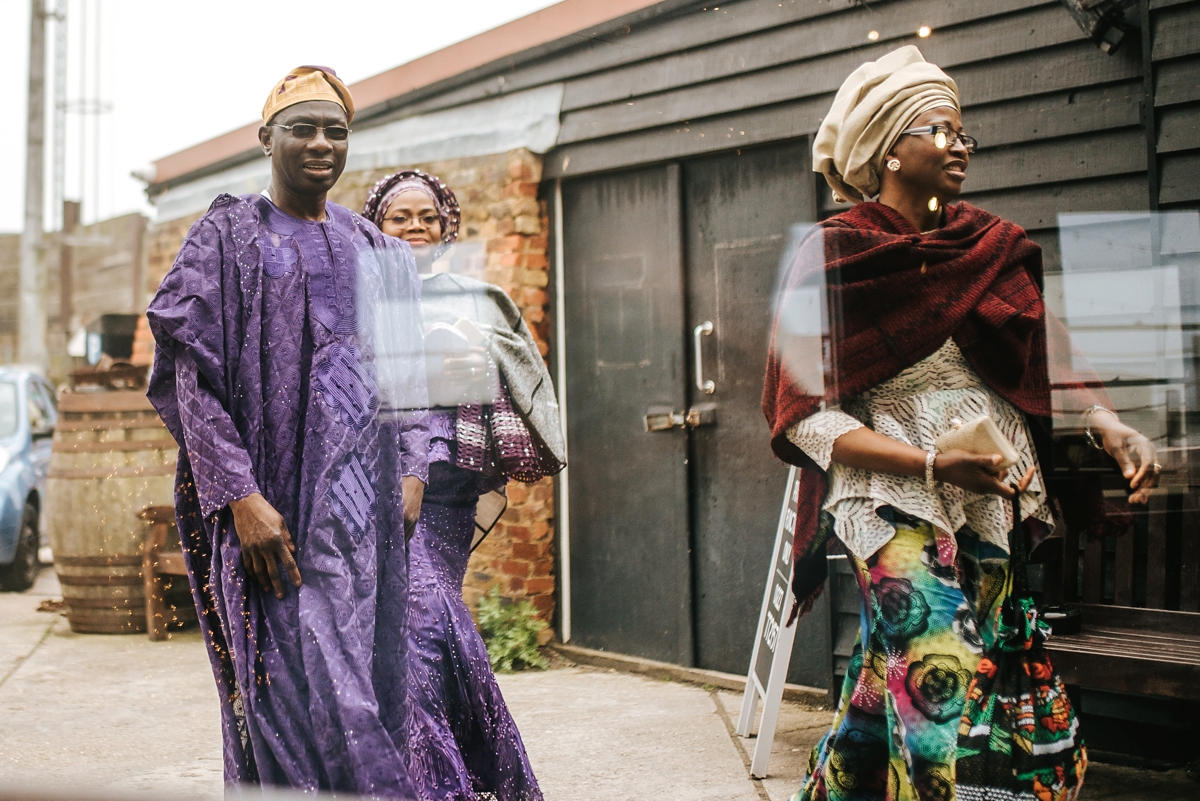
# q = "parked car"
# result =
<box><xmin>0</xmin><ymin>367</ymin><xmax>56</xmax><ymax>591</ymax></box>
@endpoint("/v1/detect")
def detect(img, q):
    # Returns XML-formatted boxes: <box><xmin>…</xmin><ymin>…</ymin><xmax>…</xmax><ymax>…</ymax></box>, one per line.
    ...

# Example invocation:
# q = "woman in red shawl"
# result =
<box><xmin>764</xmin><ymin>47</ymin><xmax>1158</xmax><ymax>801</ymax></box>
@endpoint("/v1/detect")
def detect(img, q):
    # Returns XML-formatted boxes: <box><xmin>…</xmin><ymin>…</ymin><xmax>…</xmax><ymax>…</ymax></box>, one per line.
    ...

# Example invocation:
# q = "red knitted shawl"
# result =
<box><xmin>762</xmin><ymin>201</ymin><xmax>1054</xmax><ymax>618</ymax></box>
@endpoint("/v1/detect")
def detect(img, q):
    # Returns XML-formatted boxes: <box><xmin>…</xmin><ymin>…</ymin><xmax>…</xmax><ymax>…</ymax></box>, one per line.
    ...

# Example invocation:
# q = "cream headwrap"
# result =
<box><xmin>262</xmin><ymin>66</ymin><xmax>355</xmax><ymax>124</ymax></box>
<box><xmin>813</xmin><ymin>46</ymin><xmax>959</xmax><ymax>203</ymax></box>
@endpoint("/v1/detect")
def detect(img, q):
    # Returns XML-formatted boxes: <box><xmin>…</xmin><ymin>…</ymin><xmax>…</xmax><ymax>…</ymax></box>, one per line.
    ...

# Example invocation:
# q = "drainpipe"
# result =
<box><xmin>554</xmin><ymin>178</ymin><xmax>571</xmax><ymax>643</ymax></box>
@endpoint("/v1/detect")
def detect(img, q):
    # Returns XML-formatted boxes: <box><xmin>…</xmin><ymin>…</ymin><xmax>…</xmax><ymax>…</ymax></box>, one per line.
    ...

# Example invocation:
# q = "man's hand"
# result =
<box><xmin>402</xmin><ymin>475</ymin><xmax>425</xmax><ymax>542</ymax></box>
<box><xmin>229</xmin><ymin>493</ymin><xmax>302</xmax><ymax>599</ymax></box>
<box><xmin>934</xmin><ymin>451</ymin><xmax>1036</xmax><ymax>499</ymax></box>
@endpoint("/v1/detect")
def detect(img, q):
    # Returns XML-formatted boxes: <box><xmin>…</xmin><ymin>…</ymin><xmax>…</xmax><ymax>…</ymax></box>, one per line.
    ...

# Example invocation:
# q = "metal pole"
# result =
<box><xmin>78</xmin><ymin>0</ymin><xmax>86</xmax><ymax>220</ymax></box>
<box><xmin>51</xmin><ymin>0</ymin><xmax>65</xmax><ymax>231</ymax></box>
<box><xmin>92</xmin><ymin>0</ymin><xmax>101</xmax><ymax>220</ymax></box>
<box><xmin>19</xmin><ymin>0</ymin><xmax>48</xmax><ymax>367</ymax></box>
<box><xmin>60</xmin><ymin>199</ymin><xmax>79</xmax><ymax>343</ymax></box>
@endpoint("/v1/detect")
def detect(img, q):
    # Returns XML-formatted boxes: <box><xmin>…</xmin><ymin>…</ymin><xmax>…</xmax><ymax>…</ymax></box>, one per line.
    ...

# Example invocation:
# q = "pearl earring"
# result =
<box><xmin>886</xmin><ymin>158</ymin><xmax>901</xmax><ymax>172</ymax></box>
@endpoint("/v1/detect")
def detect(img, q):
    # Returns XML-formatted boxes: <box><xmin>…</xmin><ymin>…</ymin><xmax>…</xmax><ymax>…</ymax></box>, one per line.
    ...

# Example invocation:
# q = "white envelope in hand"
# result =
<box><xmin>934</xmin><ymin>415</ymin><xmax>1019</xmax><ymax>469</ymax></box>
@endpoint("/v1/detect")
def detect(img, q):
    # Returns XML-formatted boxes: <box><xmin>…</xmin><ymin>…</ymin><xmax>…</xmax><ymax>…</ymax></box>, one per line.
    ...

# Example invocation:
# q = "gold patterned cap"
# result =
<box><xmin>262</xmin><ymin>66</ymin><xmax>355</xmax><ymax>124</ymax></box>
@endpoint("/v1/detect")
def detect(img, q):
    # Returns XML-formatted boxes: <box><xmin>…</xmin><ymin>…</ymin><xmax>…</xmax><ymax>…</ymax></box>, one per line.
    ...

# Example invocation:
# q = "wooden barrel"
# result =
<box><xmin>47</xmin><ymin>391</ymin><xmax>178</xmax><ymax>634</ymax></box>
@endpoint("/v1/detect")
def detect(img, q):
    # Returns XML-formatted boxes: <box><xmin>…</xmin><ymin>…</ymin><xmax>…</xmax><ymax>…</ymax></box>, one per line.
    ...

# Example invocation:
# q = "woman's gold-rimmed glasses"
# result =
<box><xmin>898</xmin><ymin>124</ymin><xmax>978</xmax><ymax>153</ymax></box>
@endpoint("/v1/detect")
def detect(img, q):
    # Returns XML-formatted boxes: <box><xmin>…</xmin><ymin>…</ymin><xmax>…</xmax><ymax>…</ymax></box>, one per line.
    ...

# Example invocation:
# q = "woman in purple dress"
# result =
<box><xmin>364</xmin><ymin>170</ymin><xmax>565</xmax><ymax>801</ymax></box>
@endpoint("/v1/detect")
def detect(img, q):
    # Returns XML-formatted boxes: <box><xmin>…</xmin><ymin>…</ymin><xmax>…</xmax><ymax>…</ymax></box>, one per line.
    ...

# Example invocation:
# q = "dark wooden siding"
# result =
<box><xmin>518</xmin><ymin>2</ymin><xmax>1167</xmax><ymax>263</ymax></box>
<box><xmin>537</xmin><ymin>0</ymin><xmax>1161</xmax><ymax>241</ymax></box>
<box><xmin>1153</xmin><ymin>0</ymin><xmax>1200</xmax><ymax>209</ymax></box>
<box><xmin>356</xmin><ymin>0</ymin><xmax>1191</xmax><ymax>238</ymax></box>
<box><xmin>440</xmin><ymin>0</ymin><xmax>1188</xmax><ymax>262</ymax></box>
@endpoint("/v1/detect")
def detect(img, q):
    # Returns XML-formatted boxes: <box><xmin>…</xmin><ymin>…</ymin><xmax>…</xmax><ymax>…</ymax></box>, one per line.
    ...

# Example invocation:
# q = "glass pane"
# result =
<box><xmin>0</xmin><ymin>381</ymin><xmax>19</xmax><ymax>438</ymax></box>
<box><xmin>26</xmin><ymin>388</ymin><xmax>48</xmax><ymax>433</ymax></box>
<box><xmin>1053</xmin><ymin>211</ymin><xmax>1200</xmax><ymax>463</ymax></box>
<box><xmin>38</xmin><ymin>381</ymin><xmax>57</xmax><ymax>416</ymax></box>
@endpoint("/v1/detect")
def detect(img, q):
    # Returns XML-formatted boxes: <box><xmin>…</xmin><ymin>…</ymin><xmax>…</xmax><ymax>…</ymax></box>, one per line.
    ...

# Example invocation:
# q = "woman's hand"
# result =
<box><xmin>429</xmin><ymin>348</ymin><xmax>488</xmax><ymax>407</ymax></box>
<box><xmin>829</xmin><ymin>426</ymin><xmax>1034</xmax><ymax>498</ymax></box>
<box><xmin>934</xmin><ymin>451</ymin><xmax>1036</xmax><ymax>499</ymax></box>
<box><xmin>1089</xmin><ymin>410</ymin><xmax>1160</xmax><ymax>504</ymax></box>
<box><xmin>442</xmin><ymin>347</ymin><xmax>487</xmax><ymax>383</ymax></box>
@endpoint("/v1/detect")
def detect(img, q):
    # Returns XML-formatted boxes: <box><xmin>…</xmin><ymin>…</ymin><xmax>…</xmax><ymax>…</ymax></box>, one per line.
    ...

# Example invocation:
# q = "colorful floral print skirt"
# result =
<box><xmin>794</xmin><ymin>510</ymin><xmax>1010</xmax><ymax>801</ymax></box>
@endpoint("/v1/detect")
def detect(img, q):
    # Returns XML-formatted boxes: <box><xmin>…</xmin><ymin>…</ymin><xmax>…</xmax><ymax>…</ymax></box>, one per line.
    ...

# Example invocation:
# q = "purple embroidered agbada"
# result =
<box><xmin>146</xmin><ymin>193</ymin><xmax>430</xmax><ymax>796</ymax></box>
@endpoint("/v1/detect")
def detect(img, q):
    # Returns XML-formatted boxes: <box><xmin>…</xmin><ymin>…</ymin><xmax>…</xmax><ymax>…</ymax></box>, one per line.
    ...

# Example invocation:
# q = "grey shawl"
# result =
<box><xmin>419</xmin><ymin>272</ymin><xmax>566</xmax><ymax>466</ymax></box>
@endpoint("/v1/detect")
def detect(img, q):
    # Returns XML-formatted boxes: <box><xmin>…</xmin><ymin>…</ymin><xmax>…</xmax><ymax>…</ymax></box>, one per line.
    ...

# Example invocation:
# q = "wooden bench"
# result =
<box><xmin>1045</xmin><ymin>604</ymin><xmax>1200</xmax><ymax>700</ymax></box>
<box><xmin>140</xmin><ymin>505</ymin><xmax>197</xmax><ymax>641</ymax></box>
<box><xmin>1039</xmin><ymin>445</ymin><xmax>1200</xmax><ymax>702</ymax></box>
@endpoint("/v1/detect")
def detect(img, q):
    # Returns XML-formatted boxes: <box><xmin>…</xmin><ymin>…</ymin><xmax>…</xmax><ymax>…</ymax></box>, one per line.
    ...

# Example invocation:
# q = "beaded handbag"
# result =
<box><xmin>955</xmin><ymin>492</ymin><xmax>1087</xmax><ymax>801</ymax></box>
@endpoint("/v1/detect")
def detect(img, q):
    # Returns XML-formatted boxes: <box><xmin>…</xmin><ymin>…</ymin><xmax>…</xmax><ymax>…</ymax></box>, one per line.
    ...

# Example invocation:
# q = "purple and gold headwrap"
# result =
<box><xmin>362</xmin><ymin>169</ymin><xmax>461</xmax><ymax>260</ymax></box>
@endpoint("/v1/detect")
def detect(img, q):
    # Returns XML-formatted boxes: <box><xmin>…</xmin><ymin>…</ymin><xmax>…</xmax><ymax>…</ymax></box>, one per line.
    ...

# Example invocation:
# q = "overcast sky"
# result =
<box><xmin>0</xmin><ymin>0</ymin><xmax>562</xmax><ymax>232</ymax></box>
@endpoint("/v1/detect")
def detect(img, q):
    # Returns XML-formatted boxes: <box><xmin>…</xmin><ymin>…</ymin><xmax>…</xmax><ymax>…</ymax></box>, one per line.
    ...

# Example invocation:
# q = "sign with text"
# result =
<box><xmin>736</xmin><ymin>466</ymin><xmax>801</xmax><ymax>779</ymax></box>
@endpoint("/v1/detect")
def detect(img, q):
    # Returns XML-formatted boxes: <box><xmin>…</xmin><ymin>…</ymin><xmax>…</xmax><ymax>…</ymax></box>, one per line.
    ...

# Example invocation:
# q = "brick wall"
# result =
<box><xmin>141</xmin><ymin>213</ymin><xmax>204</xmax><ymax>371</ymax></box>
<box><xmin>43</xmin><ymin>212</ymin><xmax>148</xmax><ymax>383</ymax></box>
<box><xmin>145</xmin><ymin>147</ymin><xmax>557</xmax><ymax>630</ymax></box>
<box><xmin>144</xmin><ymin>214</ymin><xmax>201</xmax><ymax>303</ymax></box>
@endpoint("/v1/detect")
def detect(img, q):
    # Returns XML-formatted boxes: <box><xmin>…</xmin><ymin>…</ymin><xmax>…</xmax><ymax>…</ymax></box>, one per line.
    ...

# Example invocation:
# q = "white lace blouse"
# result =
<box><xmin>786</xmin><ymin>338</ymin><xmax>1053</xmax><ymax>562</ymax></box>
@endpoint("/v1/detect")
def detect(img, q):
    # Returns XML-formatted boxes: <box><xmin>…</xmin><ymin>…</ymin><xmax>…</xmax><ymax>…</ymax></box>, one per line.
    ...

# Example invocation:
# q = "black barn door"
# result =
<box><xmin>562</xmin><ymin>165</ymin><xmax>694</xmax><ymax>665</ymax></box>
<box><xmin>562</xmin><ymin>143</ymin><xmax>829</xmax><ymax>685</ymax></box>
<box><xmin>683</xmin><ymin>142</ymin><xmax>825</xmax><ymax>679</ymax></box>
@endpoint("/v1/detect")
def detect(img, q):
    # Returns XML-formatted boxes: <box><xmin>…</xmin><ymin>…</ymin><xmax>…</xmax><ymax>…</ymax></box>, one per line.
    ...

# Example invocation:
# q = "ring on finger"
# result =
<box><xmin>1152</xmin><ymin>462</ymin><xmax>1163</xmax><ymax>473</ymax></box>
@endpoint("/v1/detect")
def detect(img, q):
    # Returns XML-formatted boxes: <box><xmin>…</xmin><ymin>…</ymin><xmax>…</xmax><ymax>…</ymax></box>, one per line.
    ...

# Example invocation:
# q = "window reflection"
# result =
<box><xmin>1052</xmin><ymin>212</ymin><xmax>1200</xmax><ymax>456</ymax></box>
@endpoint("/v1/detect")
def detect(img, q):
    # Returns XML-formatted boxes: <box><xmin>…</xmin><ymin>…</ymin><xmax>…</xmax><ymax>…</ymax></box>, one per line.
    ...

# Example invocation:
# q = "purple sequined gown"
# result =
<box><xmin>405</xmin><ymin>410</ymin><xmax>543</xmax><ymax>801</ymax></box>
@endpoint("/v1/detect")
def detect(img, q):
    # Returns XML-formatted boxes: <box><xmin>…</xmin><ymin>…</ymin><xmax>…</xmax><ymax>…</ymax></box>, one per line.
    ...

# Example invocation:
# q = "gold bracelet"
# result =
<box><xmin>1083</xmin><ymin>405</ymin><xmax>1114</xmax><ymax>450</ymax></box>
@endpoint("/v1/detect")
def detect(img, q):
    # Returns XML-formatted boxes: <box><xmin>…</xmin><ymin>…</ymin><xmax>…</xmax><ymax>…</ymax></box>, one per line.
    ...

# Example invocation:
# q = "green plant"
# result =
<box><xmin>476</xmin><ymin>586</ymin><xmax>549</xmax><ymax>673</ymax></box>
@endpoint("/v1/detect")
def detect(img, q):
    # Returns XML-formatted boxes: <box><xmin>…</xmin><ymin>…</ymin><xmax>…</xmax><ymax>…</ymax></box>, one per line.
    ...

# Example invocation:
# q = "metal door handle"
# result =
<box><xmin>693</xmin><ymin>321</ymin><xmax>715</xmax><ymax>395</ymax></box>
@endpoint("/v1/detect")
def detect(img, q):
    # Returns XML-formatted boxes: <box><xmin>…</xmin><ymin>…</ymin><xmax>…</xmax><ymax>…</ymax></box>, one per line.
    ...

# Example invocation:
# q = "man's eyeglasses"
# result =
<box><xmin>272</xmin><ymin>123</ymin><xmax>352</xmax><ymax>141</ymax></box>
<box><xmin>898</xmin><ymin>124</ymin><xmax>978</xmax><ymax>154</ymax></box>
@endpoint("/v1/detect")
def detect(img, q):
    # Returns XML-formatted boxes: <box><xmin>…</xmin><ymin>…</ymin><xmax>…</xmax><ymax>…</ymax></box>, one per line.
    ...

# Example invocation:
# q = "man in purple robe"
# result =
<box><xmin>146</xmin><ymin>66</ymin><xmax>428</xmax><ymax>796</ymax></box>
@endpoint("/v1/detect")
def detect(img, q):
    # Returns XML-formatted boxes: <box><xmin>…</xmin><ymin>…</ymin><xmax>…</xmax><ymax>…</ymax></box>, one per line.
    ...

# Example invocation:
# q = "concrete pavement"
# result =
<box><xmin>0</xmin><ymin>569</ymin><xmax>222</xmax><ymax>797</ymax></box>
<box><xmin>2</xmin><ymin>568</ymin><xmax>791</xmax><ymax>800</ymax></box>
<box><xmin>1</xmin><ymin>566</ymin><xmax>1197</xmax><ymax>800</ymax></box>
